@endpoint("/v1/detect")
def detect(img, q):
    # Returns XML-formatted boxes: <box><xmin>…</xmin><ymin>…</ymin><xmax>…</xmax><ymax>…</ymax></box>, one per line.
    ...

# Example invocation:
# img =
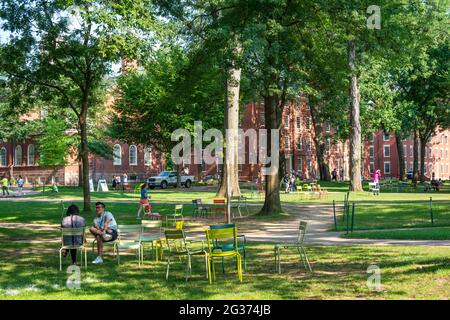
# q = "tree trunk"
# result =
<box><xmin>259</xmin><ymin>95</ymin><xmax>282</xmax><ymax>215</ymax></box>
<box><xmin>395</xmin><ymin>132</ymin><xmax>406</xmax><ymax>181</ymax></box>
<box><xmin>217</xmin><ymin>65</ymin><xmax>241</xmax><ymax>198</ymax></box>
<box><xmin>419</xmin><ymin>136</ymin><xmax>427</xmax><ymax>182</ymax></box>
<box><xmin>80</xmin><ymin>116</ymin><xmax>91</xmax><ymax>212</ymax></box>
<box><xmin>78</xmin><ymin>162</ymin><xmax>83</xmax><ymax>187</ymax></box>
<box><xmin>412</xmin><ymin>130</ymin><xmax>419</xmax><ymax>184</ymax></box>
<box><xmin>310</xmin><ymin>102</ymin><xmax>331</xmax><ymax>181</ymax></box>
<box><xmin>348</xmin><ymin>40</ymin><xmax>363</xmax><ymax>191</ymax></box>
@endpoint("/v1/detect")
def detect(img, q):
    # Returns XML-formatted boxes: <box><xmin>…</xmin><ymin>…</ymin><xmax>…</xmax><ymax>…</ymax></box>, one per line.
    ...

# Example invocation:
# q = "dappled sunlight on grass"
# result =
<box><xmin>1</xmin><ymin>243</ymin><xmax>448</xmax><ymax>299</ymax></box>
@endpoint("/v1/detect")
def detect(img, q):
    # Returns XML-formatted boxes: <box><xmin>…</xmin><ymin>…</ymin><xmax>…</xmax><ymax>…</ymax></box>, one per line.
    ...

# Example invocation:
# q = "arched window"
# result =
<box><xmin>14</xmin><ymin>145</ymin><xmax>22</xmax><ymax>166</ymax></box>
<box><xmin>113</xmin><ymin>144</ymin><xmax>122</xmax><ymax>165</ymax></box>
<box><xmin>28</xmin><ymin>144</ymin><xmax>35</xmax><ymax>166</ymax></box>
<box><xmin>0</xmin><ymin>148</ymin><xmax>6</xmax><ymax>167</ymax></box>
<box><xmin>129</xmin><ymin>145</ymin><xmax>137</xmax><ymax>165</ymax></box>
<box><xmin>144</xmin><ymin>146</ymin><xmax>152</xmax><ymax>166</ymax></box>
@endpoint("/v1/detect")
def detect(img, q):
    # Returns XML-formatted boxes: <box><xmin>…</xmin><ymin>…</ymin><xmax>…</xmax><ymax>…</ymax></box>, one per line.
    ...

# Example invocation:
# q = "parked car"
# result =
<box><xmin>147</xmin><ymin>171</ymin><xmax>195</xmax><ymax>189</ymax></box>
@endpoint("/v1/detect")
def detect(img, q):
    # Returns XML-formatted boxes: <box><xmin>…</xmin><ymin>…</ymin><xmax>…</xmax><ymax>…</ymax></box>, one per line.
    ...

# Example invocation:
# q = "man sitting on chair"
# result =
<box><xmin>89</xmin><ymin>202</ymin><xmax>118</xmax><ymax>265</ymax></box>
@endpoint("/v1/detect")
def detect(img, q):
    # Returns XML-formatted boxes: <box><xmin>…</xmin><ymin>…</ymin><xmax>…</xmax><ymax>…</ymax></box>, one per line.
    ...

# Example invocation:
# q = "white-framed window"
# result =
<box><xmin>441</xmin><ymin>149</ymin><xmax>444</xmax><ymax>159</ymax></box>
<box><xmin>326</xmin><ymin>139</ymin><xmax>330</xmax><ymax>154</ymax></box>
<box><xmin>297</xmin><ymin>157</ymin><xmax>303</xmax><ymax>171</ymax></box>
<box><xmin>384</xmin><ymin>161</ymin><xmax>391</xmax><ymax>174</ymax></box>
<box><xmin>307</xmin><ymin>137</ymin><xmax>312</xmax><ymax>152</ymax></box>
<box><xmin>284</xmin><ymin>114</ymin><xmax>289</xmax><ymax>128</ymax></box>
<box><xmin>144</xmin><ymin>146</ymin><xmax>152</xmax><ymax>166</ymax></box>
<box><xmin>0</xmin><ymin>148</ymin><xmax>6</xmax><ymax>167</ymax></box>
<box><xmin>14</xmin><ymin>145</ymin><xmax>22</xmax><ymax>166</ymax></box>
<box><xmin>409</xmin><ymin>162</ymin><xmax>413</xmax><ymax>171</ymax></box>
<box><xmin>259</xmin><ymin>112</ymin><xmax>265</xmax><ymax>125</ymax></box>
<box><xmin>424</xmin><ymin>147</ymin><xmax>427</xmax><ymax>159</ymax></box>
<box><xmin>383</xmin><ymin>132</ymin><xmax>390</xmax><ymax>141</ymax></box>
<box><xmin>403</xmin><ymin>145</ymin><xmax>407</xmax><ymax>158</ymax></box>
<box><xmin>27</xmin><ymin>144</ymin><xmax>35</xmax><ymax>166</ymax></box>
<box><xmin>429</xmin><ymin>164</ymin><xmax>433</xmax><ymax>175</ymax></box>
<box><xmin>129</xmin><ymin>145</ymin><xmax>137</xmax><ymax>165</ymax></box>
<box><xmin>370</xmin><ymin>162</ymin><xmax>374</xmax><ymax>174</ymax></box>
<box><xmin>429</xmin><ymin>148</ymin><xmax>432</xmax><ymax>158</ymax></box>
<box><xmin>307</xmin><ymin>159</ymin><xmax>312</xmax><ymax>172</ymax></box>
<box><xmin>446</xmin><ymin>149</ymin><xmax>449</xmax><ymax>159</ymax></box>
<box><xmin>285</xmin><ymin>136</ymin><xmax>290</xmax><ymax>150</ymax></box>
<box><xmin>113</xmin><ymin>144</ymin><xmax>122</xmax><ymax>165</ymax></box>
<box><xmin>424</xmin><ymin>163</ymin><xmax>428</xmax><ymax>174</ymax></box>
<box><xmin>410</xmin><ymin>146</ymin><xmax>413</xmax><ymax>157</ymax></box>
<box><xmin>325</xmin><ymin>123</ymin><xmax>330</xmax><ymax>133</ymax></box>
<box><xmin>306</xmin><ymin>117</ymin><xmax>311</xmax><ymax>129</ymax></box>
<box><xmin>369</xmin><ymin>146</ymin><xmax>374</xmax><ymax>158</ymax></box>
<box><xmin>384</xmin><ymin>145</ymin><xmax>390</xmax><ymax>158</ymax></box>
<box><xmin>296</xmin><ymin>116</ymin><xmax>301</xmax><ymax>129</ymax></box>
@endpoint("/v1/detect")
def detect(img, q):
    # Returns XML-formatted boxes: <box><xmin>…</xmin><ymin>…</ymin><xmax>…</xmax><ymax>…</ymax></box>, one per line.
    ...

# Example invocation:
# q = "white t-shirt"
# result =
<box><xmin>17</xmin><ymin>178</ymin><xmax>24</xmax><ymax>187</ymax></box>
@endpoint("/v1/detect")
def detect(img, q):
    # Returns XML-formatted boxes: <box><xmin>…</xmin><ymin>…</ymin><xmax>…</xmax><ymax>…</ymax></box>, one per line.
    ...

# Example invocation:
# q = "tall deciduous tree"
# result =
<box><xmin>0</xmin><ymin>0</ymin><xmax>156</xmax><ymax>211</ymax></box>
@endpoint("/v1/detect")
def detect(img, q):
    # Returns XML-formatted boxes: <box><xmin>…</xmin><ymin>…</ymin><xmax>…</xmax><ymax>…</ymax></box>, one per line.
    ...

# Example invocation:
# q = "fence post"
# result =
<box><xmin>333</xmin><ymin>200</ymin><xmax>337</xmax><ymax>231</ymax></box>
<box><xmin>346</xmin><ymin>201</ymin><xmax>350</xmax><ymax>235</ymax></box>
<box><xmin>430</xmin><ymin>197</ymin><xmax>434</xmax><ymax>226</ymax></box>
<box><xmin>351</xmin><ymin>202</ymin><xmax>355</xmax><ymax>232</ymax></box>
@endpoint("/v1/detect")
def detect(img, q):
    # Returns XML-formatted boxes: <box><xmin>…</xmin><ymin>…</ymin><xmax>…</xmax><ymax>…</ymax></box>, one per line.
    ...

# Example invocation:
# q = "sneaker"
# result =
<box><xmin>92</xmin><ymin>256</ymin><xmax>103</xmax><ymax>264</ymax></box>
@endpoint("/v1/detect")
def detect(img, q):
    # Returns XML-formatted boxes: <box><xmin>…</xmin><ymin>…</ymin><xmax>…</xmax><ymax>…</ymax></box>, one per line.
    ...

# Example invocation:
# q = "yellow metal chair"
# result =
<box><xmin>205</xmin><ymin>225</ymin><xmax>243</xmax><ymax>284</ymax></box>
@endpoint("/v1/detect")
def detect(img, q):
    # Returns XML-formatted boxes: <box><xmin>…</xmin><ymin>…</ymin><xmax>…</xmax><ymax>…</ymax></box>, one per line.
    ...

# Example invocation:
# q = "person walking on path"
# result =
<box><xmin>137</xmin><ymin>182</ymin><xmax>150</xmax><ymax>219</ymax></box>
<box><xmin>1</xmin><ymin>176</ymin><xmax>10</xmax><ymax>196</ymax></box>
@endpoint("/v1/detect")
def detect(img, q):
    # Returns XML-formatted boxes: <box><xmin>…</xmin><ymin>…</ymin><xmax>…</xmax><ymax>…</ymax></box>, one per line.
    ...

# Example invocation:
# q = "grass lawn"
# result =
<box><xmin>334</xmin><ymin>202</ymin><xmax>450</xmax><ymax>231</ymax></box>
<box><xmin>343</xmin><ymin>227</ymin><xmax>450</xmax><ymax>241</ymax></box>
<box><xmin>1</xmin><ymin>198</ymin><xmax>449</xmax><ymax>299</ymax></box>
<box><xmin>0</xmin><ymin>242</ymin><xmax>449</xmax><ymax>299</ymax></box>
<box><xmin>25</xmin><ymin>181</ymin><xmax>450</xmax><ymax>205</ymax></box>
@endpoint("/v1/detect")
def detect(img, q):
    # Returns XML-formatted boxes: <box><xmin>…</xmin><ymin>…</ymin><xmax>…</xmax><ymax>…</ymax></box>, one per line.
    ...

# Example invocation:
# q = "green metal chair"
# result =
<box><xmin>205</xmin><ymin>225</ymin><xmax>243</xmax><ymax>284</ymax></box>
<box><xmin>141</xmin><ymin>220</ymin><xmax>164</xmax><ymax>262</ymax></box>
<box><xmin>274</xmin><ymin>221</ymin><xmax>312</xmax><ymax>274</ymax></box>
<box><xmin>164</xmin><ymin>229</ymin><xmax>208</xmax><ymax>281</ymax></box>
<box><xmin>114</xmin><ymin>225</ymin><xmax>143</xmax><ymax>267</ymax></box>
<box><xmin>209</xmin><ymin>223</ymin><xmax>247</xmax><ymax>272</ymax></box>
<box><xmin>166</xmin><ymin>204</ymin><xmax>184</xmax><ymax>227</ymax></box>
<box><xmin>59</xmin><ymin>227</ymin><xmax>87</xmax><ymax>271</ymax></box>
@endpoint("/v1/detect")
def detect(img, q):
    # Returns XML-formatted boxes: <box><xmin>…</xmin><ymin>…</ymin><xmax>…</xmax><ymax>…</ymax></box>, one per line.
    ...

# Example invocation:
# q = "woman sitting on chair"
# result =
<box><xmin>61</xmin><ymin>205</ymin><xmax>86</xmax><ymax>265</ymax></box>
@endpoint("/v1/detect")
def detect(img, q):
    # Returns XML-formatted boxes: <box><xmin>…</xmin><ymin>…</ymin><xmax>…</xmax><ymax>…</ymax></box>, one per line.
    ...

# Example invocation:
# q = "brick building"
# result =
<box><xmin>1</xmin><ymin>100</ymin><xmax>449</xmax><ymax>185</ymax></box>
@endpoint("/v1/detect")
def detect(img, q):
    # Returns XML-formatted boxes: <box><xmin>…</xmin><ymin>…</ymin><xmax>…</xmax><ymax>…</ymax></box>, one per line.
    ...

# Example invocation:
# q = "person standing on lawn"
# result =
<box><xmin>17</xmin><ymin>175</ymin><xmax>24</xmax><ymax>195</ymax></box>
<box><xmin>1</xmin><ymin>176</ymin><xmax>9</xmax><ymax>196</ymax></box>
<box><xmin>374</xmin><ymin>169</ymin><xmax>381</xmax><ymax>189</ymax></box>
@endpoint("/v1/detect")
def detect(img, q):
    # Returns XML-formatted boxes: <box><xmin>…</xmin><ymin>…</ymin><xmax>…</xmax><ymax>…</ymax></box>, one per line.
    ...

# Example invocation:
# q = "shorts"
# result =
<box><xmin>140</xmin><ymin>199</ymin><xmax>149</xmax><ymax>205</ymax></box>
<box><xmin>103</xmin><ymin>229</ymin><xmax>118</xmax><ymax>242</ymax></box>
